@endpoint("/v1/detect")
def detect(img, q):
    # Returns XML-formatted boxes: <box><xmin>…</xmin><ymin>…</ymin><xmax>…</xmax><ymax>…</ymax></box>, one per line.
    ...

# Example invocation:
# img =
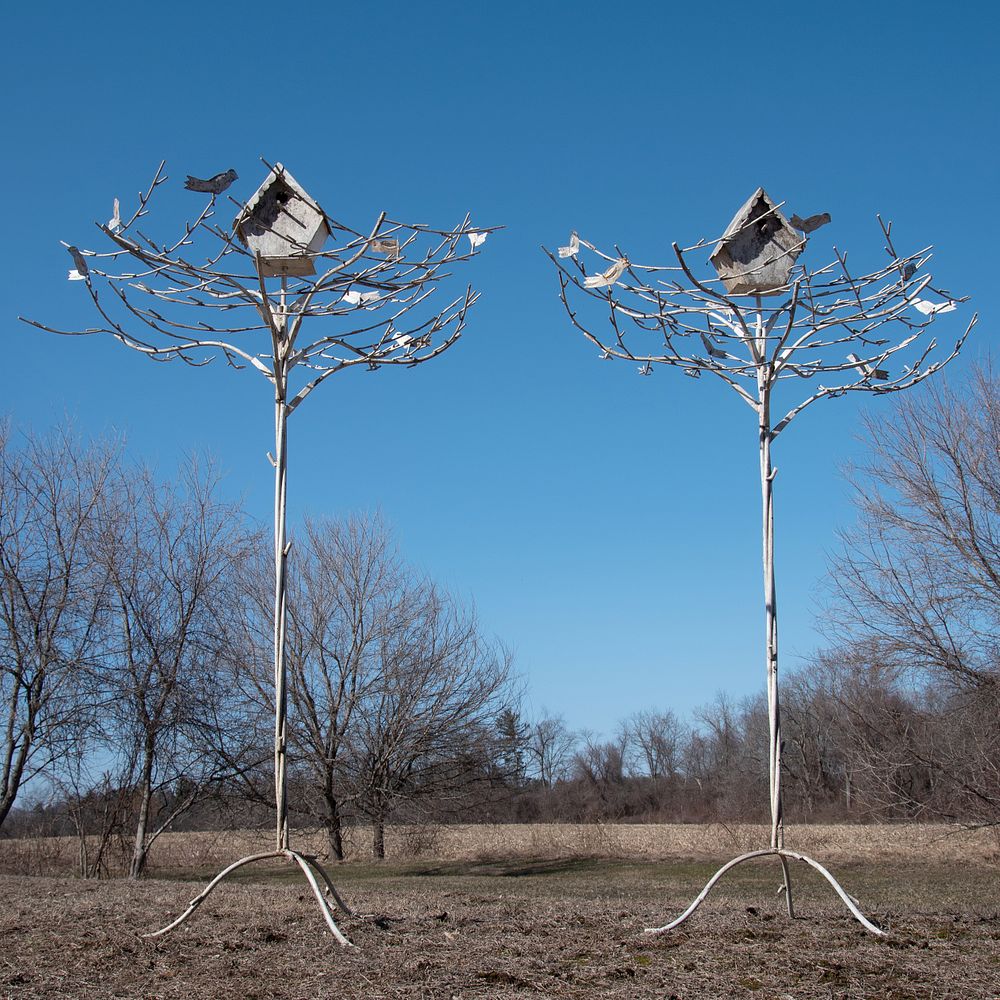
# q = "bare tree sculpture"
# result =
<box><xmin>546</xmin><ymin>188</ymin><xmax>977</xmax><ymax>937</ymax></box>
<box><xmin>22</xmin><ymin>159</ymin><xmax>495</xmax><ymax>946</ymax></box>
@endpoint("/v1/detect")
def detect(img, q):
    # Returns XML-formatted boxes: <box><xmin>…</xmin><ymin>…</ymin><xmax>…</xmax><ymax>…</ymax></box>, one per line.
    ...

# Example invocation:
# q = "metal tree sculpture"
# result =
<box><xmin>546</xmin><ymin>188</ymin><xmax>976</xmax><ymax>937</ymax></box>
<box><xmin>23</xmin><ymin>160</ymin><xmax>495</xmax><ymax>946</ymax></box>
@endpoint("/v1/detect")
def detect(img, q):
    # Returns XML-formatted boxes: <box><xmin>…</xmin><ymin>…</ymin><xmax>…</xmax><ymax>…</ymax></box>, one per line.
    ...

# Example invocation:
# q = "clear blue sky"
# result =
<box><xmin>3</xmin><ymin>1</ymin><xmax>996</xmax><ymax>737</ymax></box>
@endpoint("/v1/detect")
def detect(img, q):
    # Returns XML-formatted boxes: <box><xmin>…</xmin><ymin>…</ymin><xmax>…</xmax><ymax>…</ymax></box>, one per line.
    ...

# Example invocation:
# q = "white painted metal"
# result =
<box><xmin>642</xmin><ymin>848</ymin><xmax>887</xmax><ymax>937</ymax></box>
<box><xmin>142</xmin><ymin>849</ymin><xmax>355</xmax><ymax>946</ymax></box>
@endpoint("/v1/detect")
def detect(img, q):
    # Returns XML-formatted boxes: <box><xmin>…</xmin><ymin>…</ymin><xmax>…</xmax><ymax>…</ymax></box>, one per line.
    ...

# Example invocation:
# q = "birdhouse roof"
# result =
<box><xmin>232</xmin><ymin>163</ymin><xmax>328</xmax><ymax>244</ymax></box>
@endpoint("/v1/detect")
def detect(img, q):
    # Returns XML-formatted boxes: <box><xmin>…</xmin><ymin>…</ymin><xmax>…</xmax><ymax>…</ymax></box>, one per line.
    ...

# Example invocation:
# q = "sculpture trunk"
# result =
<box><xmin>758</xmin><ymin>350</ymin><xmax>793</xmax><ymax>916</ymax></box>
<box><xmin>759</xmin><ymin>410</ymin><xmax>781</xmax><ymax>851</ymax></box>
<box><xmin>274</xmin><ymin>386</ymin><xmax>290</xmax><ymax>852</ymax></box>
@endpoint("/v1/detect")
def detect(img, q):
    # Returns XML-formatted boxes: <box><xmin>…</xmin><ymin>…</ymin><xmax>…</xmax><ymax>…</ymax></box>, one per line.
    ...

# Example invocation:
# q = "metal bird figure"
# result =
<box><xmin>789</xmin><ymin>212</ymin><xmax>831</xmax><ymax>234</ymax></box>
<box><xmin>700</xmin><ymin>332</ymin><xmax>728</xmax><ymax>359</ymax></box>
<box><xmin>558</xmin><ymin>231</ymin><xmax>580</xmax><ymax>258</ymax></box>
<box><xmin>912</xmin><ymin>297</ymin><xmax>957</xmax><ymax>317</ymax></box>
<box><xmin>66</xmin><ymin>245</ymin><xmax>89</xmax><ymax>281</ymax></box>
<box><xmin>184</xmin><ymin>169</ymin><xmax>238</xmax><ymax>195</ymax></box>
<box><xmin>370</xmin><ymin>237</ymin><xmax>401</xmax><ymax>258</ymax></box>
<box><xmin>584</xmin><ymin>257</ymin><xmax>629</xmax><ymax>289</ymax></box>
<box><xmin>847</xmin><ymin>353</ymin><xmax>888</xmax><ymax>381</ymax></box>
<box><xmin>342</xmin><ymin>289</ymin><xmax>381</xmax><ymax>306</ymax></box>
<box><xmin>902</xmin><ymin>262</ymin><xmax>917</xmax><ymax>281</ymax></box>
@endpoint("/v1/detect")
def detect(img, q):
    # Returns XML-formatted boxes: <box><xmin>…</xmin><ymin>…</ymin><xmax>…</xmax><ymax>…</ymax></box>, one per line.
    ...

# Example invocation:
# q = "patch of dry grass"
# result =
<box><xmin>3</xmin><ymin>822</ymin><xmax>997</xmax><ymax>878</ymax></box>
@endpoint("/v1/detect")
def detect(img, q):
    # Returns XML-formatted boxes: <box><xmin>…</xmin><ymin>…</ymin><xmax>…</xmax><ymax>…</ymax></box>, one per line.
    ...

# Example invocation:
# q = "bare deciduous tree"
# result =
<box><xmin>621</xmin><ymin>709</ymin><xmax>685</xmax><ymax>783</ymax></box>
<box><xmin>273</xmin><ymin>514</ymin><xmax>405</xmax><ymax>860</ymax></box>
<box><xmin>235</xmin><ymin>514</ymin><xmax>516</xmax><ymax>859</ymax></box>
<box><xmin>834</xmin><ymin>367</ymin><xmax>1000</xmax><ymax>689</ymax></box>
<box><xmin>526</xmin><ymin>713</ymin><xmax>578</xmax><ymax>788</ymax></box>
<box><xmin>350</xmin><ymin>584</ymin><xmax>514</xmax><ymax>858</ymax></box>
<box><xmin>0</xmin><ymin>424</ymin><xmax>116</xmax><ymax>829</ymax></box>
<box><xmin>828</xmin><ymin>366</ymin><xmax>1000</xmax><ymax>826</ymax></box>
<box><xmin>90</xmin><ymin>458</ymin><xmax>249</xmax><ymax>878</ymax></box>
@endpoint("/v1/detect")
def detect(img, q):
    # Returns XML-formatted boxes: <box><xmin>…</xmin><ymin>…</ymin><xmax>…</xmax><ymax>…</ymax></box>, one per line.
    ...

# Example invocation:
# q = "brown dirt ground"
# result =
<box><xmin>2</xmin><ymin>857</ymin><xmax>999</xmax><ymax>999</ymax></box>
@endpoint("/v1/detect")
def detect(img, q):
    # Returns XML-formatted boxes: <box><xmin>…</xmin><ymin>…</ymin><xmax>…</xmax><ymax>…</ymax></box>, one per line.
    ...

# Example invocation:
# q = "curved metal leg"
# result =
<box><xmin>285</xmin><ymin>850</ymin><xmax>355</xmax><ymax>948</ymax></box>
<box><xmin>644</xmin><ymin>848</ymin><xmax>886</xmax><ymax>938</ymax></box>
<box><xmin>143</xmin><ymin>851</ymin><xmax>285</xmax><ymax>939</ymax></box>
<box><xmin>778</xmin><ymin>849</ymin><xmax>886</xmax><ymax>937</ymax></box>
<box><xmin>644</xmin><ymin>849</ymin><xmax>776</xmax><ymax>934</ymax></box>
<box><xmin>778</xmin><ymin>853</ymin><xmax>795</xmax><ymax>918</ymax></box>
<box><xmin>142</xmin><ymin>849</ymin><xmax>356</xmax><ymax>947</ymax></box>
<box><xmin>298</xmin><ymin>854</ymin><xmax>355</xmax><ymax>915</ymax></box>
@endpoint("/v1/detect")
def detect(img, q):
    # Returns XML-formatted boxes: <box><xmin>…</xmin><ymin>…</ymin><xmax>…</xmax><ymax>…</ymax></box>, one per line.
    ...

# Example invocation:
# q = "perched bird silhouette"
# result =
<box><xmin>184</xmin><ymin>169</ymin><xmax>238</xmax><ymax>195</ymax></box>
<box><xmin>700</xmin><ymin>332</ymin><xmax>728</xmax><ymax>359</ymax></box>
<box><xmin>66</xmin><ymin>245</ymin><xmax>89</xmax><ymax>281</ymax></box>
<box><xmin>789</xmin><ymin>212</ymin><xmax>831</xmax><ymax>234</ymax></box>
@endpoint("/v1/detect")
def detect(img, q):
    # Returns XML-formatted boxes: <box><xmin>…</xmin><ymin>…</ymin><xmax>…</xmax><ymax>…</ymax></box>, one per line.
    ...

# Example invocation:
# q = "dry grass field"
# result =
<box><xmin>5</xmin><ymin>821</ymin><xmax>998</xmax><ymax>877</ymax></box>
<box><xmin>2</xmin><ymin>824</ymin><xmax>999</xmax><ymax>998</ymax></box>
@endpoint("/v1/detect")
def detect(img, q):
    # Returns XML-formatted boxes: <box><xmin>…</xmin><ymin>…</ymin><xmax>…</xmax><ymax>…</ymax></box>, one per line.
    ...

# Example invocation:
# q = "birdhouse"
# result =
<box><xmin>709</xmin><ymin>188</ymin><xmax>803</xmax><ymax>296</ymax></box>
<box><xmin>233</xmin><ymin>164</ymin><xmax>330</xmax><ymax>276</ymax></box>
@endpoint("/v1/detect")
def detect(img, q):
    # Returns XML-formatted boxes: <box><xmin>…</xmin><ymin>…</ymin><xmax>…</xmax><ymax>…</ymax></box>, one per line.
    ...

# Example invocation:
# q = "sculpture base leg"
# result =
<box><xmin>142</xmin><ymin>848</ymin><xmax>356</xmax><ymax>948</ymax></box>
<box><xmin>645</xmin><ymin>847</ymin><xmax>886</xmax><ymax>938</ymax></box>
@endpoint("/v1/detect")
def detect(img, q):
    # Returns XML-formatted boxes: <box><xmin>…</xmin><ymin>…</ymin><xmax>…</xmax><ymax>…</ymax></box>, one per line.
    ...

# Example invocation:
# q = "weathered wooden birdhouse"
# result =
<box><xmin>709</xmin><ymin>188</ymin><xmax>803</xmax><ymax>296</ymax></box>
<box><xmin>233</xmin><ymin>164</ymin><xmax>330</xmax><ymax>276</ymax></box>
